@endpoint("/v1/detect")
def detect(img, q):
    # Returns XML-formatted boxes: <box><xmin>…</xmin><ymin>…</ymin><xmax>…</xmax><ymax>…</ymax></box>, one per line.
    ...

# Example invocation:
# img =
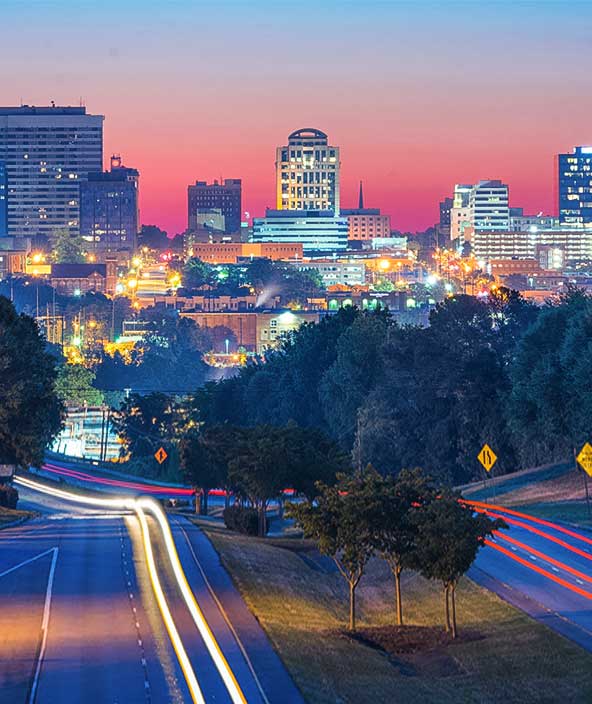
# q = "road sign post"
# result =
<box><xmin>477</xmin><ymin>444</ymin><xmax>498</xmax><ymax>503</ymax></box>
<box><xmin>575</xmin><ymin>443</ymin><xmax>592</xmax><ymax>519</ymax></box>
<box><xmin>154</xmin><ymin>446</ymin><xmax>168</xmax><ymax>465</ymax></box>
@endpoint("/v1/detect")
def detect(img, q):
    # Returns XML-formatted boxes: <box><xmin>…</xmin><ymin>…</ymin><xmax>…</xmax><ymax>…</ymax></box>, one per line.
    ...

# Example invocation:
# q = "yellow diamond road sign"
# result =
<box><xmin>154</xmin><ymin>447</ymin><xmax>168</xmax><ymax>465</ymax></box>
<box><xmin>577</xmin><ymin>443</ymin><xmax>592</xmax><ymax>477</ymax></box>
<box><xmin>478</xmin><ymin>444</ymin><xmax>497</xmax><ymax>472</ymax></box>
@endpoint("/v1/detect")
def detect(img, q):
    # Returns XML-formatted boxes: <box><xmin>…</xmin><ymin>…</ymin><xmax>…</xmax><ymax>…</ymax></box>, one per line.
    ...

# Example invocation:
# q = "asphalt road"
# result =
<box><xmin>470</xmin><ymin>502</ymin><xmax>592</xmax><ymax>652</ymax></box>
<box><xmin>0</xmin><ymin>473</ymin><xmax>304</xmax><ymax>703</ymax></box>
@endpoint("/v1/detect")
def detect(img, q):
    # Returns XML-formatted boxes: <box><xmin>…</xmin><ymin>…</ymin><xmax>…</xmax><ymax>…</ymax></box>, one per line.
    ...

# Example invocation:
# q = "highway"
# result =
<box><xmin>0</xmin><ymin>472</ymin><xmax>304</xmax><ymax>704</ymax></box>
<box><xmin>469</xmin><ymin>500</ymin><xmax>592</xmax><ymax>652</ymax></box>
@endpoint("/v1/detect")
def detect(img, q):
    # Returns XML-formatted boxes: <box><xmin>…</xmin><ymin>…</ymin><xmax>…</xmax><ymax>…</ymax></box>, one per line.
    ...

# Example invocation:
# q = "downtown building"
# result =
<box><xmin>0</xmin><ymin>161</ymin><xmax>7</xmax><ymax>236</ymax></box>
<box><xmin>558</xmin><ymin>146</ymin><xmax>592</xmax><ymax>225</ymax></box>
<box><xmin>0</xmin><ymin>105</ymin><xmax>103</xmax><ymax>241</ymax></box>
<box><xmin>254</xmin><ymin>128</ymin><xmax>347</xmax><ymax>253</ymax></box>
<box><xmin>341</xmin><ymin>182</ymin><xmax>391</xmax><ymax>241</ymax></box>
<box><xmin>187</xmin><ymin>179</ymin><xmax>242</xmax><ymax>234</ymax></box>
<box><xmin>80</xmin><ymin>155</ymin><xmax>139</xmax><ymax>256</ymax></box>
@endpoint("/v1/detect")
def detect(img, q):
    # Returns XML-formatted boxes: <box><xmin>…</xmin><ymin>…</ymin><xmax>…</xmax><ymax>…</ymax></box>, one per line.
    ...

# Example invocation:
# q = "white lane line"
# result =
<box><xmin>175</xmin><ymin>519</ymin><xmax>270</xmax><ymax>704</ymax></box>
<box><xmin>0</xmin><ymin>548</ymin><xmax>57</xmax><ymax>580</ymax></box>
<box><xmin>551</xmin><ymin>566</ymin><xmax>560</xmax><ymax>572</ymax></box>
<box><xmin>28</xmin><ymin>547</ymin><xmax>59</xmax><ymax>704</ymax></box>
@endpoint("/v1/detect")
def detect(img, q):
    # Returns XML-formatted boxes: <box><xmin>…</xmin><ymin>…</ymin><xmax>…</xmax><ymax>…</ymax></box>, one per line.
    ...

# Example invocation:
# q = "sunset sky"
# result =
<box><xmin>2</xmin><ymin>0</ymin><xmax>592</xmax><ymax>234</ymax></box>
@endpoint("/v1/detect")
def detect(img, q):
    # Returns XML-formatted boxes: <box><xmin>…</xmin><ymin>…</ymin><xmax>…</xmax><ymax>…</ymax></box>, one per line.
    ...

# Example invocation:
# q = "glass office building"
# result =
<box><xmin>558</xmin><ymin>146</ymin><xmax>592</xmax><ymax>225</ymax></box>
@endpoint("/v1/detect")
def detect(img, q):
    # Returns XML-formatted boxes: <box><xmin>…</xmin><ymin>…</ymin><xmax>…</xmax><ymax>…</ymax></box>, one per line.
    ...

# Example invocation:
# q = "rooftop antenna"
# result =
<box><xmin>358</xmin><ymin>180</ymin><xmax>364</xmax><ymax>209</ymax></box>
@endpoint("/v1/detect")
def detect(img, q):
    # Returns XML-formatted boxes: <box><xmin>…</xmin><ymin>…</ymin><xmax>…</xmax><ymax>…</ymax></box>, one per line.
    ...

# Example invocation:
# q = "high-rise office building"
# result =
<box><xmin>0</xmin><ymin>106</ymin><xmax>104</xmax><ymax>240</ymax></box>
<box><xmin>187</xmin><ymin>179</ymin><xmax>242</xmax><ymax>234</ymax></box>
<box><xmin>276</xmin><ymin>128</ymin><xmax>340</xmax><ymax>213</ymax></box>
<box><xmin>469</xmin><ymin>180</ymin><xmax>509</xmax><ymax>231</ymax></box>
<box><xmin>0</xmin><ymin>161</ymin><xmax>7</xmax><ymax>237</ymax></box>
<box><xmin>80</xmin><ymin>155</ymin><xmax>139</xmax><ymax>254</ymax></box>
<box><xmin>558</xmin><ymin>146</ymin><xmax>592</xmax><ymax>225</ymax></box>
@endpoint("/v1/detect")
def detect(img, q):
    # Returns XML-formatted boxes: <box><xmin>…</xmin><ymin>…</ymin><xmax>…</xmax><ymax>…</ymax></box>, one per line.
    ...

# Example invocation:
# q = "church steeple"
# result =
<box><xmin>358</xmin><ymin>180</ymin><xmax>364</xmax><ymax>209</ymax></box>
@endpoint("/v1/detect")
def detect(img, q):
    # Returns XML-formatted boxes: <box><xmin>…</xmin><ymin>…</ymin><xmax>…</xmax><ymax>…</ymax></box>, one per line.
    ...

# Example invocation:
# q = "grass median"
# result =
<box><xmin>205</xmin><ymin>527</ymin><xmax>592</xmax><ymax>704</ymax></box>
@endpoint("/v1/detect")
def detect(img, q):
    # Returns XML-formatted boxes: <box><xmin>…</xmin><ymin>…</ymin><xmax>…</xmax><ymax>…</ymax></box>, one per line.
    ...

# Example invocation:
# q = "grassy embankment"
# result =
<box><xmin>204</xmin><ymin>525</ymin><xmax>592</xmax><ymax>704</ymax></box>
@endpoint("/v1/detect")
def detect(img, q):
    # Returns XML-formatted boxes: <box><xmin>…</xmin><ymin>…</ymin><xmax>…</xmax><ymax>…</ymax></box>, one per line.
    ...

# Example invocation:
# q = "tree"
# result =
<box><xmin>111</xmin><ymin>392</ymin><xmax>178</xmax><ymax>461</ymax></box>
<box><xmin>138</xmin><ymin>224</ymin><xmax>169</xmax><ymax>251</ymax></box>
<box><xmin>54</xmin><ymin>364</ymin><xmax>104</xmax><ymax>407</ymax></box>
<box><xmin>49</xmin><ymin>228</ymin><xmax>86</xmax><ymax>263</ymax></box>
<box><xmin>0</xmin><ymin>296</ymin><xmax>64</xmax><ymax>467</ymax></box>
<box><xmin>373</xmin><ymin>468</ymin><xmax>434</xmax><ymax>626</ymax></box>
<box><xmin>183</xmin><ymin>258</ymin><xmax>217</xmax><ymax>289</ymax></box>
<box><xmin>411</xmin><ymin>491</ymin><xmax>505</xmax><ymax>638</ymax></box>
<box><xmin>179</xmin><ymin>429</ymin><xmax>226</xmax><ymax>515</ymax></box>
<box><xmin>287</xmin><ymin>473</ymin><xmax>376</xmax><ymax>631</ymax></box>
<box><xmin>225</xmin><ymin>425</ymin><xmax>292</xmax><ymax>536</ymax></box>
<box><xmin>283</xmin><ymin>424</ymin><xmax>350</xmax><ymax>500</ymax></box>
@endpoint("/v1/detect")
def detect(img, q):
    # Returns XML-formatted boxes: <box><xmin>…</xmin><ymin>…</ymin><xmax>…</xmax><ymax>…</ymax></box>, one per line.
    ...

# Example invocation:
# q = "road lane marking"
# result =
<box><xmin>16</xmin><ymin>475</ymin><xmax>249</xmax><ymax>704</ymax></box>
<box><xmin>466</xmin><ymin>499</ymin><xmax>592</xmax><ymax>547</ymax></box>
<box><xmin>139</xmin><ymin>498</ymin><xmax>248</xmax><ymax>704</ymax></box>
<box><xmin>175</xmin><ymin>518</ymin><xmax>271</xmax><ymax>704</ymax></box>
<box><xmin>493</xmin><ymin>532</ymin><xmax>592</xmax><ymax>585</ymax></box>
<box><xmin>484</xmin><ymin>539</ymin><xmax>592</xmax><ymax>599</ymax></box>
<box><xmin>28</xmin><ymin>547</ymin><xmax>58</xmax><ymax>704</ymax></box>
<box><xmin>0</xmin><ymin>547</ymin><xmax>57</xmax><ymax>579</ymax></box>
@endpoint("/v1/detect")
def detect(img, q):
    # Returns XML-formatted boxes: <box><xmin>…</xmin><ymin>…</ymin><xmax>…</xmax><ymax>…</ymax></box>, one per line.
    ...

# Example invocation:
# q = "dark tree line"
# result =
<box><xmin>192</xmin><ymin>288</ymin><xmax>579</xmax><ymax>484</ymax></box>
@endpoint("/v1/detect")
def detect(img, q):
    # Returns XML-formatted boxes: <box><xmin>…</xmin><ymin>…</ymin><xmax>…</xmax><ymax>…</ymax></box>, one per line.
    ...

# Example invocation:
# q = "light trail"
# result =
<box><xmin>493</xmin><ymin>531</ymin><xmax>592</xmax><ymax>585</ymax></box>
<box><xmin>484</xmin><ymin>538</ymin><xmax>592</xmax><ymax>600</ymax></box>
<box><xmin>465</xmin><ymin>499</ymin><xmax>592</xmax><ymax>547</ymax></box>
<box><xmin>472</xmin><ymin>505</ymin><xmax>592</xmax><ymax>563</ymax></box>
<box><xmin>14</xmin><ymin>475</ymin><xmax>247</xmax><ymax>704</ymax></box>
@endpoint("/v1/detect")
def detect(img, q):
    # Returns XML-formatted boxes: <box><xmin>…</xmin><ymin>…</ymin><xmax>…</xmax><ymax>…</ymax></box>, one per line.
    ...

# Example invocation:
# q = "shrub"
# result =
<box><xmin>0</xmin><ymin>484</ymin><xmax>18</xmax><ymax>509</ymax></box>
<box><xmin>223</xmin><ymin>505</ymin><xmax>259</xmax><ymax>536</ymax></box>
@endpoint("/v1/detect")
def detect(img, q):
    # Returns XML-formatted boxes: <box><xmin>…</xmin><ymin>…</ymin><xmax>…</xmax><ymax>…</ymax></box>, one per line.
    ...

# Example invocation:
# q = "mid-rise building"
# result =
<box><xmin>294</xmin><ymin>259</ymin><xmax>366</xmax><ymax>287</ymax></box>
<box><xmin>187</xmin><ymin>179</ymin><xmax>242</xmax><ymax>234</ymax></box>
<box><xmin>0</xmin><ymin>161</ymin><xmax>7</xmax><ymax>237</ymax></box>
<box><xmin>470</xmin><ymin>180</ymin><xmax>509</xmax><ymax>231</ymax></box>
<box><xmin>276</xmin><ymin>128</ymin><xmax>340</xmax><ymax>213</ymax></box>
<box><xmin>252</xmin><ymin>209</ymin><xmax>348</xmax><ymax>253</ymax></box>
<box><xmin>341</xmin><ymin>181</ymin><xmax>391</xmax><ymax>241</ymax></box>
<box><xmin>558</xmin><ymin>146</ymin><xmax>592</xmax><ymax>225</ymax></box>
<box><xmin>187</xmin><ymin>241</ymin><xmax>303</xmax><ymax>263</ymax></box>
<box><xmin>0</xmin><ymin>105</ymin><xmax>104</xmax><ymax>240</ymax></box>
<box><xmin>473</xmin><ymin>227</ymin><xmax>592</xmax><ymax>264</ymax></box>
<box><xmin>509</xmin><ymin>207</ymin><xmax>556</xmax><ymax>232</ymax></box>
<box><xmin>450</xmin><ymin>184</ymin><xmax>472</xmax><ymax>246</ymax></box>
<box><xmin>80</xmin><ymin>155</ymin><xmax>139</xmax><ymax>255</ymax></box>
<box><xmin>438</xmin><ymin>196</ymin><xmax>453</xmax><ymax>242</ymax></box>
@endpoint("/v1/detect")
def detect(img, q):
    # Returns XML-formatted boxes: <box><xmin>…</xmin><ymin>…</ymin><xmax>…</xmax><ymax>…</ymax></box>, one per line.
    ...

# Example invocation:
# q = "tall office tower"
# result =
<box><xmin>558</xmin><ymin>146</ymin><xmax>592</xmax><ymax>225</ymax></box>
<box><xmin>469</xmin><ymin>180</ymin><xmax>509</xmax><ymax>231</ymax></box>
<box><xmin>0</xmin><ymin>162</ymin><xmax>7</xmax><ymax>237</ymax></box>
<box><xmin>187</xmin><ymin>179</ymin><xmax>242</xmax><ymax>234</ymax></box>
<box><xmin>0</xmin><ymin>106</ymin><xmax>104</xmax><ymax>240</ymax></box>
<box><xmin>276</xmin><ymin>128</ymin><xmax>340</xmax><ymax>213</ymax></box>
<box><xmin>80</xmin><ymin>155</ymin><xmax>140</xmax><ymax>255</ymax></box>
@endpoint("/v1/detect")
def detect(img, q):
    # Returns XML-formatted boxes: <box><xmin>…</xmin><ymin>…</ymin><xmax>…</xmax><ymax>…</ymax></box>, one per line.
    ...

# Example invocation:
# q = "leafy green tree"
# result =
<box><xmin>225</xmin><ymin>425</ymin><xmax>292</xmax><ymax>536</ymax></box>
<box><xmin>287</xmin><ymin>473</ymin><xmax>376</xmax><ymax>631</ymax></box>
<box><xmin>112</xmin><ymin>392</ymin><xmax>179</xmax><ymax>461</ymax></box>
<box><xmin>411</xmin><ymin>491</ymin><xmax>505</xmax><ymax>638</ymax></box>
<box><xmin>283</xmin><ymin>424</ymin><xmax>350</xmax><ymax>500</ymax></box>
<box><xmin>0</xmin><ymin>296</ymin><xmax>64</xmax><ymax>467</ymax></box>
<box><xmin>138</xmin><ymin>224</ymin><xmax>169</xmax><ymax>250</ymax></box>
<box><xmin>55</xmin><ymin>364</ymin><xmax>104</xmax><ymax>407</ymax></box>
<box><xmin>49</xmin><ymin>228</ymin><xmax>86</xmax><ymax>263</ymax></box>
<box><xmin>372</xmin><ymin>468</ymin><xmax>435</xmax><ymax>625</ymax></box>
<box><xmin>179</xmin><ymin>429</ymin><xmax>226</xmax><ymax>514</ymax></box>
<box><xmin>183</xmin><ymin>258</ymin><xmax>217</xmax><ymax>289</ymax></box>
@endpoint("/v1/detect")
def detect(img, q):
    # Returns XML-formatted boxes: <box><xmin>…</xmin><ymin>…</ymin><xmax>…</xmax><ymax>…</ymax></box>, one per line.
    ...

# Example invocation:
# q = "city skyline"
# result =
<box><xmin>3</xmin><ymin>0</ymin><xmax>592</xmax><ymax>235</ymax></box>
